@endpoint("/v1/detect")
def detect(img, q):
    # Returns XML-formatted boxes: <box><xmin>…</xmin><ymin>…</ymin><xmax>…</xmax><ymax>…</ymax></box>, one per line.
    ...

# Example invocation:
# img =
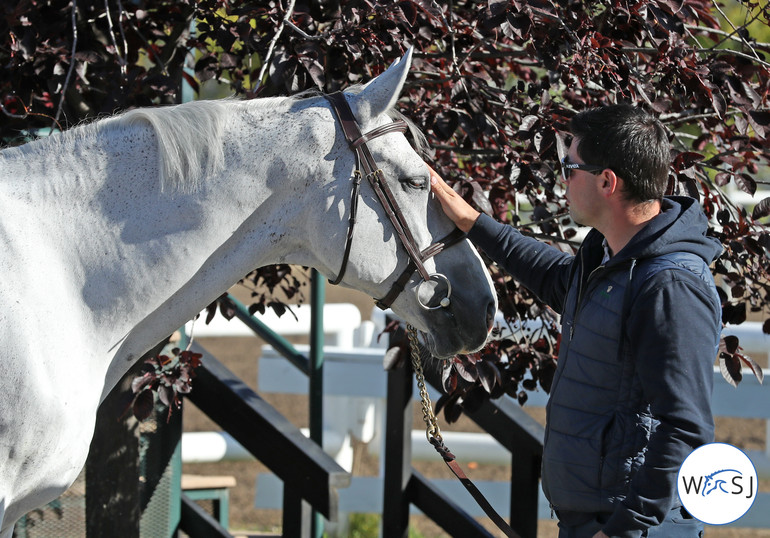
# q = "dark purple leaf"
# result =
<box><xmin>735</xmin><ymin>173</ymin><xmax>757</xmax><ymax>196</ymax></box>
<box><xmin>748</xmin><ymin>110</ymin><xmax>770</xmax><ymax>137</ymax></box>
<box><xmin>752</xmin><ymin>197</ymin><xmax>770</xmax><ymax>220</ymax></box>
<box><xmin>218</xmin><ymin>297</ymin><xmax>236</xmax><ymax>320</ymax></box>
<box><xmin>721</xmin><ymin>334</ymin><xmax>740</xmax><ymax>354</ymax></box>
<box><xmin>719</xmin><ymin>353</ymin><xmax>742</xmax><ymax>388</ymax></box>
<box><xmin>714</xmin><ymin>172</ymin><xmax>731</xmax><ymax>187</ymax></box>
<box><xmin>442</xmin><ymin>397</ymin><xmax>464</xmax><ymax>424</ymax></box>
<box><xmin>453</xmin><ymin>357</ymin><xmax>477</xmax><ymax>382</ymax></box>
<box><xmin>433</xmin><ymin>111</ymin><xmax>459</xmax><ymax>141</ymax></box>
<box><xmin>476</xmin><ymin>360</ymin><xmax>501</xmax><ymax>393</ymax></box>
<box><xmin>158</xmin><ymin>385</ymin><xmax>175</xmax><ymax>407</ymax></box>
<box><xmin>194</xmin><ymin>55</ymin><xmax>219</xmax><ymax>82</ymax></box>
<box><xmin>131</xmin><ymin>373</ymin><xmax>155</xmax><ymax>394</ymax></box>
<box><xmin>442</xmin><ymin>366</ymin><xmax>457</xmax><ymax>394</ymax></box>
<box><xmin>269</xmin><ymin>302</ymin><xmax>287</xmax><ymax>318</ymax></box>
<box><xmin>132</xmin><ymin>390</ymin><xmax>155</xmax><ymax>421</ymax></box>
<box><xmin>672</xmin><ymin>151</ymin><xmax>703</xmax><ymax>172</ymax></box>
<box><xmin>383</xmin><ymin>346</ymin><xmax>404</xmax><ymax>371</ymax></box>
<box><xmin>739</xmin><ymin>353</ymin><xmax>764</xmax><ymax>385</ymax></box>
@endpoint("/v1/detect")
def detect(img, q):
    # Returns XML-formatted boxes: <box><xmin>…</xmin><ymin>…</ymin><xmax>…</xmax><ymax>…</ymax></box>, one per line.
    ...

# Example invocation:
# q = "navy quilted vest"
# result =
<box><xmin>541</xmin><ymin>250</ymin><xmax>719</xmax><ymax>515</ymax></box>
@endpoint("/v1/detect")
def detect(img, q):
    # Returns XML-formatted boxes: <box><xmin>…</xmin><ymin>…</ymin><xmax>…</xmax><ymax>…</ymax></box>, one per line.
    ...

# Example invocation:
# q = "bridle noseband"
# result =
<box><xmin>324</xmin><ymin>92</ymin><xmax>465</xmax><ymax>311</ymax></box>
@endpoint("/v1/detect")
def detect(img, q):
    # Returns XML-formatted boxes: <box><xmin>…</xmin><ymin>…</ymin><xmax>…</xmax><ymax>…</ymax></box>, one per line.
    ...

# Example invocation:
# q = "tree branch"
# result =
<box><xmin>0</xmin><ymin>100</ymin><xmax>28</xmax><ymax>120</ymax></box>
<box><xmin>254</xmin><ymin>0</ymin><xmax>297</xmax><ymax>92</ymax></box>
<box><xmin>52</xmin><ymin>0</ymin><xmax>79</xmax><ymax>130</ymax></box>
<box><xmin>708</xmin><ymin>0</ymin><xmax>764</xmax><ymax>63</ymax></box>
<box><xmin>622</xmin><ymin>44</ymin><xmax>770</xmax><ymax>70</ymax></box>
<box><xmin>284</xmin><ymin>20</ymin><xmax>323</xmax><ymax>41</ymax></box>
<box><xmin>104</xmin><ymin>0</ymin><xmax>127</xmax><ymax>77</ymax></box>
<box><xmin>122</xmin><ymin>13</ymin><xmax>170</xmax><ymax>76</ymax></box>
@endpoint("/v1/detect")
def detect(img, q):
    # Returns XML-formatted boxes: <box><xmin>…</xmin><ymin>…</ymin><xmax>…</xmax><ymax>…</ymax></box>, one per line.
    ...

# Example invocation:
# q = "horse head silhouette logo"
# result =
<box><xmin>702</xmin><ymin>469</ymin><xmax>742</xmax><ymax>496</ymax></box>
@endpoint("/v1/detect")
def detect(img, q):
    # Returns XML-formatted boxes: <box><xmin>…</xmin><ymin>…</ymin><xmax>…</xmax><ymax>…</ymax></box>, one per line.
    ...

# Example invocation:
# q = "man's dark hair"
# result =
<box><xmin>570</xmin><ymin>104</ymin><xmax>670</xmax><ymax>203</ymax></box>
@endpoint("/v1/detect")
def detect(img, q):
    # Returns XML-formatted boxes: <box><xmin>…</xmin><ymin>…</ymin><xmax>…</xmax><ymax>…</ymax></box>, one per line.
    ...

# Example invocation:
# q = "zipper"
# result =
<box><xmin>569</xmin><ymin>251</ymin><xmax>605</xmax><ymax>341</ymax></box>
<box><xmin>567</xmin><ymin>252</ymin><xmax>586</xmax><ymax>340</ymax></box>
<box><xmin>544</xmin><ymin>249</ymin><xmax>609</xmax><ymax>512</ymax></box>
<box><xmin>548</xmin><ymin>249</ymin><xmax>603</xmax><ymax>407</ymax></box>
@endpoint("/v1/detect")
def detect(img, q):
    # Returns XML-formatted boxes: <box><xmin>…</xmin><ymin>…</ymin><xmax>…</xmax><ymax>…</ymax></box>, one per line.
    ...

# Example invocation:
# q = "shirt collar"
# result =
<box><xmin>601</xmin><ymin>238</ymin><xmax>612</xmax><ymax>264</ymax></box>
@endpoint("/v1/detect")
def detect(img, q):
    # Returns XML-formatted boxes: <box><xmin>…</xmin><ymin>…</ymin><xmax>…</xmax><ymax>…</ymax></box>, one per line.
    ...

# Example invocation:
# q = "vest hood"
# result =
<box><xmin>595</xmin><ymin>196</ymin><xmax>723</xmax><ymax>268</ymax></box>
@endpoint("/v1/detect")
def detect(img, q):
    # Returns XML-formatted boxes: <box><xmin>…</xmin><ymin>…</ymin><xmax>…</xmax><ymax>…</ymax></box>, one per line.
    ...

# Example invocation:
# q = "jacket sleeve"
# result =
<box><xmin>468</xmin><ymin>213</ymin><xmax>575</xmax><ymax>311</ymax></box>
<box><xmin>603</xmin><ymin>269</ymin><xmax>720</xmax><ymax>537</ymax></box>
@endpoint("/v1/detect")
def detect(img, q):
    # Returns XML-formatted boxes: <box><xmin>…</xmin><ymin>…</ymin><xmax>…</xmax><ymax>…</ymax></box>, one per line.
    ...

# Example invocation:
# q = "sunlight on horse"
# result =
<box><xmin>0</xmin><ymin>49</ymin><xmax>496</xmax><ymax>536</ymax></box>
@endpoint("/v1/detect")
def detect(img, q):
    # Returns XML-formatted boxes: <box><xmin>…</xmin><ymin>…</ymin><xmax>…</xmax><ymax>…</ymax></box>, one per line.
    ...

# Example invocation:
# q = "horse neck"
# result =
<box><xmin>101</xmin><ymin>100</ymin><xmax>343</xmax><ymax>392</ymax></box>
<box><xmin>2</xmin><ymin>98</ymin><xmax>337</xmax><ymax>397</ymax></box>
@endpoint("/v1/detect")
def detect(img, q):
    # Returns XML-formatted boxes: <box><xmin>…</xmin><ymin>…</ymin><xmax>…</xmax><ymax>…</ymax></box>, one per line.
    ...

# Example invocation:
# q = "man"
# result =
<box><xmin>430</xmin><ymin>105</ymin><xmax>722</xmax><ymax>537</ymax></box>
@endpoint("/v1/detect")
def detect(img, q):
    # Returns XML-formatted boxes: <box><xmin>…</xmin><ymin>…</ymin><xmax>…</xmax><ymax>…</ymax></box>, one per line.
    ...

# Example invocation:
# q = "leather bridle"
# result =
<box><xmin>324</xmin><ymin>92</ymin><xmax>466</xmax><ymax>311</ymax></box>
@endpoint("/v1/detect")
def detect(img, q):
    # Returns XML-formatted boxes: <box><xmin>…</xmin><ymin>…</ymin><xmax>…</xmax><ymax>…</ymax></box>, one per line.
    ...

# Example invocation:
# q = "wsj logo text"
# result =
<box><xmin>680</xmin><ymin>469</ymin><xmax>754</xmax><ymax>499</ymax></box>
<box><xmin>677</xmin><ymin>443</ymin><xmax>757</xmax><ymax>525</ymax></box>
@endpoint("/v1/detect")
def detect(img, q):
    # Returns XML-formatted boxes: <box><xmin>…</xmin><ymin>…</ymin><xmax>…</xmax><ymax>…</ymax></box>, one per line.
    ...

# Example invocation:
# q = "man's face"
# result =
<box><xmin>564</xmin><ymin>138</ymin><xmax>603</xmax><ymax>228</ymax></box>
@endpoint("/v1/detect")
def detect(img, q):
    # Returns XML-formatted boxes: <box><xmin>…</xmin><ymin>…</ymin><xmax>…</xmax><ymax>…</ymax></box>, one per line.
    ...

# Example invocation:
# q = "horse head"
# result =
<box><xmin>320</xmin><ymin>49</ymin><xmax>497</xmax><ymax>358</ymax></box>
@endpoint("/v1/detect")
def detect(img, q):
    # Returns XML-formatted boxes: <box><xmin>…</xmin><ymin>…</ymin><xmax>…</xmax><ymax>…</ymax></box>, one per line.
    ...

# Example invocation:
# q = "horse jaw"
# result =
<box><xmin>349</xmin><ymin>48</ymin><xmax>413</xmax><ymax>123</ymax></box>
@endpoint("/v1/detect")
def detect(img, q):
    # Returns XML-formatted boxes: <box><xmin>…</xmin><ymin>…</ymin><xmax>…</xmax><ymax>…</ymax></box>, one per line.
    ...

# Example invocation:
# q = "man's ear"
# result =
<box><xmin>599</xmin><ymin>169</ymin><xmax>620</xmax><ymax>197</ymax></box>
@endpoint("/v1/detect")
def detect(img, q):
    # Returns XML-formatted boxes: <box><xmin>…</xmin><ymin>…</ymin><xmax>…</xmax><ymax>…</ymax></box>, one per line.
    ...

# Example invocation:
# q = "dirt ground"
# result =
<box><xmin>182</xmin><ymin>284</ymin><xmax>770</xmax><ymax>537</ymax></box>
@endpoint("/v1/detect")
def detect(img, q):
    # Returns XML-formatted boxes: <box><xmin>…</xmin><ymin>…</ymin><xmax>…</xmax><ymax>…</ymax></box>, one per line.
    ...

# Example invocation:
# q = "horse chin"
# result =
<box><xmin>424</xmin><ymin>333</ymin><xmax>454</xmax><ymax>361</ymax></box>
<box><xmin>423</xmin><ymin>328</ymin><xmax>488</xmax><ymax>361</ymax></box>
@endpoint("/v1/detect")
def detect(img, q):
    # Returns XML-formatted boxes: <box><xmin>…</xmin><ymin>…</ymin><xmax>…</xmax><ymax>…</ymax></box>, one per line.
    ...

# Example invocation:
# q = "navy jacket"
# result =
<box><xmin>468</xmin><ymin>196</ymin><xmax>722</xmax><ymax>537</ymax></box>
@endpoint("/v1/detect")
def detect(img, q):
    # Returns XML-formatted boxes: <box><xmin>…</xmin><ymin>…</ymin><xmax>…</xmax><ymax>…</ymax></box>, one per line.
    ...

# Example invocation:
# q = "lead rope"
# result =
<box><xmin>407</xmin><ymin>325</ymin><xmax>518</xmax><ymax>538</ymax></box>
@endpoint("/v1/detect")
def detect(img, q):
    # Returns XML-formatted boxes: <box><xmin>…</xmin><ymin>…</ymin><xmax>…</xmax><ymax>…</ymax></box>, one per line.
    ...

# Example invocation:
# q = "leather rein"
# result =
<box><xmin>324</xmin><ymin>92</ymin><xmax>465</xmax><ymax>311</ymax></box>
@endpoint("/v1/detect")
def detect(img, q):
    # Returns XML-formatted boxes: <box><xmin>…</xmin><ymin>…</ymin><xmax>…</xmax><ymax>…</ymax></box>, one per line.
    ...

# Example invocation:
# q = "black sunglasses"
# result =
<box><xmin>561</xmin><ymin>156</ymin><xmax>605</xmax><ymax>180</ymax></box>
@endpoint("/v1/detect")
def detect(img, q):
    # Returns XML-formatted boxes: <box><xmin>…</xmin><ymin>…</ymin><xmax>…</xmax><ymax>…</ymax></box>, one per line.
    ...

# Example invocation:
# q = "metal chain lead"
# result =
<box><xmin>406</xmin><ymin>326</ymin><xmax>518</xmax><ymax>538</ymax></box>
<box><xmin>407</xmin><ymin>324</ymin><xmax>442</xmax><ymax>443</ymax></box>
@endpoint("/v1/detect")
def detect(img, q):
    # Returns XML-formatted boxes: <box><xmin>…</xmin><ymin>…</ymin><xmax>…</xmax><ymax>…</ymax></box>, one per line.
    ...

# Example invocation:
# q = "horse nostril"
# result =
<box><xmin>486</xmin><ymin>302</ymin><xmax>497</xmax><ymax>332</ymax></box>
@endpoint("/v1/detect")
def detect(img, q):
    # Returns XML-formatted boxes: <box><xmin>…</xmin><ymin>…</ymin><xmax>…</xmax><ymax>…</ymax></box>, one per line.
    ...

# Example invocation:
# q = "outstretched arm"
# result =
<box><xmin>429</xmin><ymin>163</ymin><xmax>574</xmax><ymax>310</ymax></box>
<box><xmin>428</xmin><ymin>165</ymin><xmax>480</xmax><ymax>233</ymax></box>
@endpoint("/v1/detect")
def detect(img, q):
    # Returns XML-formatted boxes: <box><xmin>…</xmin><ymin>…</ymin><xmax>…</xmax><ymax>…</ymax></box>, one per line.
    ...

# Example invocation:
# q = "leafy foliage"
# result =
<box><xmin>3</xmin><ymin>0</ymin><xmax>769</xmax><ymax>418</ymax></box>
<box><xmin>719</xmin><ymin>334</ymin><xmax>765</xmax><ymax>387</ymax></box>
<box><xmin>130</xmin><ymin>347</ymin><xmax>203</xmax><ymax>422</ymax></box>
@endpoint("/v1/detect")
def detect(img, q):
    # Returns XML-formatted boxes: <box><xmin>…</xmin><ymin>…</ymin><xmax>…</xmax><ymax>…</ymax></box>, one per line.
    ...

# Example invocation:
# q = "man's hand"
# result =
<box><xmin>428</xmin><ymin>165</ymin><xmax>480</xmax><ymax>233</ymax></box>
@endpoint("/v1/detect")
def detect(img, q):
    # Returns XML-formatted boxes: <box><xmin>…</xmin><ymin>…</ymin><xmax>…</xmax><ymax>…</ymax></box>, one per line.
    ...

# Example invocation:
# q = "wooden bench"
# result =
<box><xmin>181</xmin><ymin>474</ymin><xmax>237</xmax><ymax>529</ymax></box>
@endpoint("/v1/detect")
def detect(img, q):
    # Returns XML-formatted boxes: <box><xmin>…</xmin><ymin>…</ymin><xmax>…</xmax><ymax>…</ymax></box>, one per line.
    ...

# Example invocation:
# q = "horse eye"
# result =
<box><xmin>402</xmin><ymin>176</ymin><xmax>427</xmax><ymax>190</ymax></box>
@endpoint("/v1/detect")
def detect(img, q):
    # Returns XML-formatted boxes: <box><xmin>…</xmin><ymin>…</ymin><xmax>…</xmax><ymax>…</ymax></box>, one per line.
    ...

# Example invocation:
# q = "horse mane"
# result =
<box><xmin>2</xmin><ymin>91</ymin><xmax>427</xmax><ymax>192</ymax></box>
<box><xmin>118</xmin><ymin>92</ymin><xmax>428</xmax><ymax>192</ymax></box>
<box><xmin>117</xmin><ymin>99</ymin><xmax>234</xmax><ymax>193</ymax></box>
<box><xmin>1</xmin><ymin>99</ymin><xmax>247</xmax><ymax>194</ymax></box>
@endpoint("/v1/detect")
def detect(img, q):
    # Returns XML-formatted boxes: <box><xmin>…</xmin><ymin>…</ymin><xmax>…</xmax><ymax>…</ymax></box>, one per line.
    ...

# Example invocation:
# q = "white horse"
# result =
<box><xmin>0</xmin><ymin>49</ymin><xmax>496</xmax><ymax>536</ymax></box>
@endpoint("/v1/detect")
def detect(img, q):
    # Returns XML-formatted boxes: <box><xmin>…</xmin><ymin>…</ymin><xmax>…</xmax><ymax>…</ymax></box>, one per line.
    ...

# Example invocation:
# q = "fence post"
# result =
<box><xmin>310</xmin><ymin>269</ymin><xmax>325</xmax><ymax>538</ymax></box>
<box><xmin>382</xmin><ymin>329</ymin><xmax>413</xmax><ymax>537</ymax></box>
<box><xmin>510</xmin><ymin>446</ymin><xmax>541</xmax><ymax>538</ymax></box>
<box><xmin>86</xmin><ymin>369</ymin><xmax>142</xmax><ymax>537</ymax></box>
<box><xmin>283</xmin><ymin>483</ymin><xmax>312</xmax><ymax>538</ymax></box>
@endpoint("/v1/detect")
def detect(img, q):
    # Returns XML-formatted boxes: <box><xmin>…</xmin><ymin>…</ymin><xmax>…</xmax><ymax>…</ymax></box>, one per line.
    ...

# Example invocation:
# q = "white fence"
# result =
<box><xmin>182</xmin><ymin>306</ymin><xmax>770</xmax><ymax>528</ymax></box>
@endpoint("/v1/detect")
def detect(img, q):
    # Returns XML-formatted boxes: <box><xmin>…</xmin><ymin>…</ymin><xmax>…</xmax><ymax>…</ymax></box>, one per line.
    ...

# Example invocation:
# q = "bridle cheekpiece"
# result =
<box><xmin>324</xmin><ymin>92</ymin><xmax>465</xmax><ymax>311</ymax></box>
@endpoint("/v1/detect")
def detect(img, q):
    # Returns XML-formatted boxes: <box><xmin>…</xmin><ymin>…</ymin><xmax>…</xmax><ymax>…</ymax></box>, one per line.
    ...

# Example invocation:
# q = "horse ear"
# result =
<box><xmin>350</xmin><ymin>47</ymin><xmax>413</xmax><ymax>122</ymax></box>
